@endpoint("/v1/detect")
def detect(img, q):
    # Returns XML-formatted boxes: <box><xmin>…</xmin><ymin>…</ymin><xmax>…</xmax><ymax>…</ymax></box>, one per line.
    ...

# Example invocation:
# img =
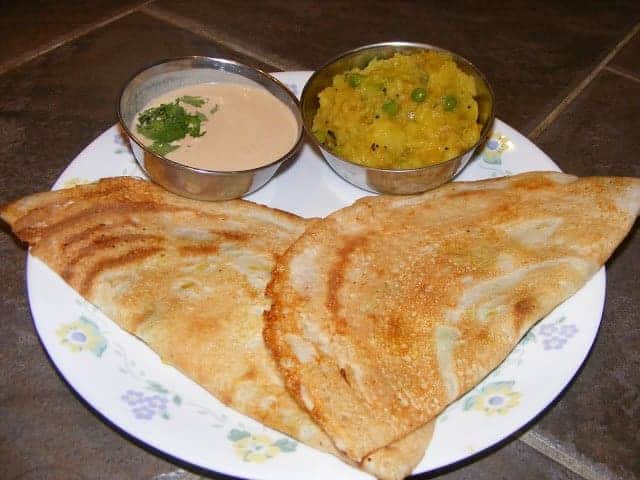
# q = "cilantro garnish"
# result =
<box><xmin>177</xmin><ymin>95</ymin><xmax>206</xmax><ymax>107</ymax></box>
<box><xmin>136</xmin><ymin>100</ymin><xmax>207</xmax><ymax>156</ymax></box>
<box><xmin>150</xmin><ymin>142</ymin><xmax>180</xmax><ymax>156</ymax></box>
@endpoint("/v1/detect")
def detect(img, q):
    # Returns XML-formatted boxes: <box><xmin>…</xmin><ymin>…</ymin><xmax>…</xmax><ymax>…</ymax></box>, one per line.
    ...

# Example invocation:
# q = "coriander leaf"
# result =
<box><xmin>136</xmin><ymin>101</ymin><xmax>206</xmax><ymax>150</ymax></box>
<box><xmin>186</xmin><ymin>115</ymin><xmax>205</xmax><ymax>138</ymax></box>
<box><xmin>177</xmin><ymin>95</ymin><xmax>206</xmax><ymax>107</ymax></box>
<box><xmin>149</xmin><ymin>142</ymin><xmax>179</xmax><ymax>156</ymax></box>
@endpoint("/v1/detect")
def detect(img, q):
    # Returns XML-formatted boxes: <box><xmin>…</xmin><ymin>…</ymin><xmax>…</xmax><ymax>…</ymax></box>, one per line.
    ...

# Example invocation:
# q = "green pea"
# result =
<box><xmin>382</xmin><ymin>99</ymin><xmax>399</xmax><ymax>116</ymax></box>
<box><xmin>411</xmin><ymin>87</ymin><xmax>427</xmax><ymax>103</ymax></box>
<box><xmin>442</xmin><ymin>95</ymin><xmax>458</xmax><ymax>111</ymax></box>
<box><xmin>348</xmin><ymin>73</ymin><xmax>362</xmax><ymax>88</ymax></box>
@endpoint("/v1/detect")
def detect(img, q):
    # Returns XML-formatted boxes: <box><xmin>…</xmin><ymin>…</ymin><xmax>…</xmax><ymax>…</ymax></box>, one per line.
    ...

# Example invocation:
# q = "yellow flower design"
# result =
<box><xmin>234</xmin><ymin>434</ymin><xmax>280</xmax><ymax>463</ymax></box>
<box><xmin>481</xmin><ymin>133</ymin><xmax>513</xmax><ymax>165</ymax></box>
<box><xmin>227</xmin><ymin>429</ymin><xmax>297</xmax><ymax>463</ymax></box>
<box><xmin>464</xmin><ymin>381</ymin><xmax>521</xmax><ymax>415</ymax></box>
<box><xmin>56</xmin><ymin>316</ymin><xmax>107</xmax><ymax>356</ymax></box>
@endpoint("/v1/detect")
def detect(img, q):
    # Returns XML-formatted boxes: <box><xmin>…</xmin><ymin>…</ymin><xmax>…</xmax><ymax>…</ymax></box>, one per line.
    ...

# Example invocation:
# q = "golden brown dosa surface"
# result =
<box><xmin>1</xmin><ymin>176</ymin><xmax>432</xmax><ymax>480</ymax></box>
<box><xmin>264</xmin><ymin>171</ymin><xmax>640</xmax><ymax>462</ymax></box>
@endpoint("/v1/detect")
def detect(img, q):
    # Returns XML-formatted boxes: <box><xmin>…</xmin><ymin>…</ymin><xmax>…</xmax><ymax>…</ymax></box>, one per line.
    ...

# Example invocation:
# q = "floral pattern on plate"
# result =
<box><xmin>121</xmin><ymin>389</ymin><xmax>172</xmax><ymax>420</ymax></box>
<box><xmin>477</xmin><ymin>132</ymin><xmax>514</xmax><ymax>177</ymax></box>
<box><xmin>111</xmin><ymin>340</ymin><xmax>227</xmax><ymax>426</ymax></box>
<box><xmin>463</xmin><ymin>381</ymin><xmax>522</xmax><ymax>416</ymax></box>
<box><xmin>228</xmin><ymin>428</ymin><xmax>297</xmax><ymax>463</ymax></box>
<box><xmin>56</xmin><ymin>315</ymin><xmax>107</xmax><ymax>357</ymax></box>
<box><xmin>535</xmin><ymin>316</ymin><xmax>579</xmax><ymax>350</ymax></box>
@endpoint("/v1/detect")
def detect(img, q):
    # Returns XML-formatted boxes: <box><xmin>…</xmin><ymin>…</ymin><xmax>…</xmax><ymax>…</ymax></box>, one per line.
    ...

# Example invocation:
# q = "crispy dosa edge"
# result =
<box><xmin>264</xmin><ymin>172</ymin><xmax>640</xmax><ymax>462</ymax></box>
<box><xmin>1</xmin><ymin>176</ymin><xmax>435</xmax><ymax>480</ymax></box>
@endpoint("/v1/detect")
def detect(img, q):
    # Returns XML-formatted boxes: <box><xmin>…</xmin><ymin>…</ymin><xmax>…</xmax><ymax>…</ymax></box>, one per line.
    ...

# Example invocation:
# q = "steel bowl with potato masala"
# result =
<box><xmin>301</xmin><ymin>42</ymin><xmax>495</xmax><ymax>194</ymax></box>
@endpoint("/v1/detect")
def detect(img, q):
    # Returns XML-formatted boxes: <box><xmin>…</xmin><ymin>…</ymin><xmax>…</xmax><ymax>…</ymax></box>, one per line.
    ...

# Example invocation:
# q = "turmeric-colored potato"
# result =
<box><xmin>312</xmin><ymin>52</ymin><xmax>482</xmax><ymax>169</ymax></box>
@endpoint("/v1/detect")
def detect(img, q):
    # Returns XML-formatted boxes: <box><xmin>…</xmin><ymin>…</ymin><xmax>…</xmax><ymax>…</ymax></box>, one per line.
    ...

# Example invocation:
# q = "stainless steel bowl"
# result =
<box><xmin>118</xmin><ymin>56</ymin><xmax>304</xmax><ymax>201</ymax></box>
<box><xmin>300</xmin><ymin>42</ymin><xmax>495</xmax><ymax>195</ymax></box>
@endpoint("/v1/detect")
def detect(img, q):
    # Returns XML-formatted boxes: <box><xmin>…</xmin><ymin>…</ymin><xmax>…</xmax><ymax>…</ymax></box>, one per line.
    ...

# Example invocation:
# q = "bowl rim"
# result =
<box><xmin>117</xmin><ymin>55</ymin><xmax>305</xmax><ymax>176</ymax></box>
<box><xmin>300</xmin><ymin>41</ymin><xmax>496</xmax><ymax>174</ymax></box>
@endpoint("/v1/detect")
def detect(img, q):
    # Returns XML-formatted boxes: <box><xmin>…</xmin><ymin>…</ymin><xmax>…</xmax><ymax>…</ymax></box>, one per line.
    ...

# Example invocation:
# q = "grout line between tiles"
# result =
<box><xmin>141</xmin><ymin>4</ymin><xmax>306</xmax><ymax>72</ymax></box>
<box><xmin>604</xmin><ymin>65</ymin><xmax>640</xmax><ymax>83</ymax></box>
<box><xmin>0</xmin><ymin>0</ymin><xmax>154</xmax><ymax>76</ymax></box>
<box><xmin>520</xmin><ymin>432</ymin><xmax>618</xmax><ymax>480</ymax></box>
<box><xmin>527</xmin><ymin>19</ymin><xmax>640</xmax><ymax>140</ymax></box>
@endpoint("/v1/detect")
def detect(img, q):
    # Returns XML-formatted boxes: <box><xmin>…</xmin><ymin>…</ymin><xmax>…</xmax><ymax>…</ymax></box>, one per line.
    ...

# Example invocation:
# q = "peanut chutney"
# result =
<box><xmin>312</xmin><ymin>51</ymin><xmax>482</xmax><ymax>169</ymax></box>
<box><xmin>134</xmin><ymin>83</ymin><xmax>298</xmax><ymax>172</ymax></box>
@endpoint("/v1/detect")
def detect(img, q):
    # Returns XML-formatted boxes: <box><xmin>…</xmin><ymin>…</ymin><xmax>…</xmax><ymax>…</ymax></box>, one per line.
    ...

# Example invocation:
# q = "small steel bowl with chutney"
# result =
<box><xmin>300</xmin><ymin>42</ymin><xmax>495</xmax><ymax>195</ymax></box>
<box><xmin>118</xmin><ymin>56</ymin><xmax>304</xmax><ymax>201</ymax></box>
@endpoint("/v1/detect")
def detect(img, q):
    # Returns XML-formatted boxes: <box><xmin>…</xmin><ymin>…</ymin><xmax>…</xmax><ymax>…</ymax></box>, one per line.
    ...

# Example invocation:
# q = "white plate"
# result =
<box><xmin>26</xmin><ymin>71</ymin><xmax>605</xmax><ymax>479</ymax></box>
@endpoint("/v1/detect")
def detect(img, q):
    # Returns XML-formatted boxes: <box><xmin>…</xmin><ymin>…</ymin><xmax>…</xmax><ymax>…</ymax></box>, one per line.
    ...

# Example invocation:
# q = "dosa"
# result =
<box><xmin>264</xmin><ymin>171</ymin><xmax>640</xmax><ymax>462</ymax></box>
<box><xmin>1</xmin><ymin>176</ymin><xmax>433</xmax><ymax>480</ymax></box>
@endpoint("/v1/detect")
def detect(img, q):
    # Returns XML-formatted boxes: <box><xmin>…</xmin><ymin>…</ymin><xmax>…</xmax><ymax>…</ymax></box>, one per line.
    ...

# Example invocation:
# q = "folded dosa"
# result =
<box><xmin>1</xmin><ymin>176</ymin><xmax>432</xmax><ymax>480</ymax></box>
<box><xmin>264</xmin><ymin>171</ymin><xmax>640</xmax><ymax>462</ymax></box>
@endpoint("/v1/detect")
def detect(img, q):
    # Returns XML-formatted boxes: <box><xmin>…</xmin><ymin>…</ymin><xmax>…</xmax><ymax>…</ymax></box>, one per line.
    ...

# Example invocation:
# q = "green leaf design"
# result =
<box><xmin>274</xmin><ymin>438</ymin><xmax>297</xmax><ymax>452</ymax></box>
<box><xmin>483</xmin><ymin>154</ymin><xmax>502</xmax><ymax>165</ymax></box>
<box><xmin>172</xmin><ymin>395</ymin><xmax>182</xmax><ymax>406</ymax></box>
<box><xmin>160</xmin><ymin>411</ymin><xmax>170</xmax><ymax>420</ymax></box>
<box><xmin>147</xmin><ymin>381</ymin><xmax>169</xmax><ymax>394</ymax></box>
<box><xmin>485</xmin><ymin>381</ymin><xmax>515</xmax><ymax>391</ymax></box>
<box><xmin>522</xmin><ymin>330</ymin><xmax>536</xmax><ymax>344</ymax></box>
<box><xmin>463</xmin><ymin>396</ymin><xmax>476</xmax><ymax>411</ymax></box>
<box><xmin>227</xmin><ymin>429</ymin><xmax>250</xmax><ymax>442</ymax></box>
<box><xmin>95</xmin><ymin>342</ymin><xmax>107</xmax><ymax>357</ymax></box>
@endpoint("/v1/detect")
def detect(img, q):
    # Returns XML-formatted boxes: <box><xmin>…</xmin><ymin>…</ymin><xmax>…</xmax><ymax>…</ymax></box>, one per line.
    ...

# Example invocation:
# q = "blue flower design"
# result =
<box><xmin>122</xmin><ymin>389</ymin><xmax>169</xmax><ymax>420</ymax></box>
<box><xmin>145</xmin><ymin>395</ymin><xmax>168</xmax><ymax>410</ymax></box>
<box><xmin>121</xmin><ymin>389</ymin><xmax>145</xmax><ymax>405</ymax></box>
<box><xmin>559</xmin><ymin>324</ymin><xmax>578</xmax><ymax>338</ymax></box>
<box><xmin>538</xmin><ymin>318</ymin><xmax>578</xmax><ymax>351</ymax></box>
<box><xmin>538</xmin><ymin>324</ymin><xmax>558</xmax><ymax>337</ymax></box>
<box><xmin>543</xmin><ymin>336</ymin><xmax>567</xmax><ymax>350</ymax></box>
<box><xmin>486</xmin><ymin>139</ymin><xmax>500</xmax><ymax>150</ymax></box>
